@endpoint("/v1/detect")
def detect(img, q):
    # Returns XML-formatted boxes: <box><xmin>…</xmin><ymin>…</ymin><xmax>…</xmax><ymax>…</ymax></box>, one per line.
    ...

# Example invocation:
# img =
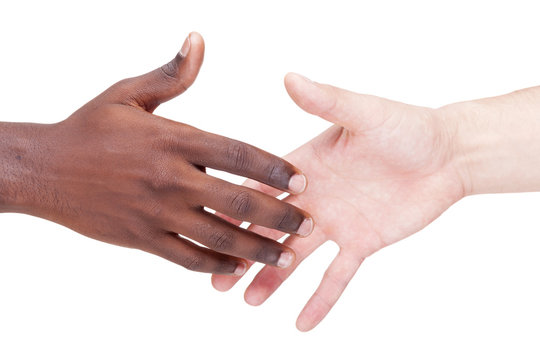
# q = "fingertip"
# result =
<box><xmin>244</xmin><ymin>288</ymin><xmax>266</xmax><ymax>306</ymax></box>
<box><xmin>211</xmin><ymin>274</ymin><xmax>235</xmax><ymax>292</ymax></box>
<box><xmin>184</xmin><ymin>32</ymin><xmax>205</xmax><ymax>65</ymax></box>
<box><xmin>283</xmin><ymin>72</ymin><xmax>296</xmax><ymax>87</ymax></box>
<box><xmin>296</xmin><ymin>305</ymin><xmax>323</xmax><ymax>332</ymax></box>
<box><xmin>284</xmin><ymin>72</ymin><xmax>311</xmax><ymax>87</ymax></box>
<box><xmin>296</xmin><ymin>315</ymin><xmax>315</xmax><ymax>332</ymax></box>
<box><xmin>177</xmin><ymin>32</ymin><xmax>204</xmax><ymax>60</ymax></box>
<box><xmin>172</xmin><ymin>31</ymin><xmax>205</xmax><ymax>95</ymax></box>
<box><xmin>188</xmin><ymin>31</ymin><xmax>205</xmax><ymax>49</ymax></box>
<box><xmin>283</xmin><ymin>72</ymin><xmax>328</xmax><ymax>117</ymax></box>
<box><xmin>284</xmin><ymin>72</ymin><xmax>308</xmax><ymax>99</ymax></box>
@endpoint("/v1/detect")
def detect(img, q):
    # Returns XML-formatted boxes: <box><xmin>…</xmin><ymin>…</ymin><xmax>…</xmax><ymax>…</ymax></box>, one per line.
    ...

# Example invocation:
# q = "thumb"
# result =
<box><xmin>113</xmin><ymin>32</ymin><xmax>205</xmax><ymax>112</ymax></box>
<box><xmin>284</xmin><ymin>72</ymin><xmax>398</xmax><ymax>132</ymax></box>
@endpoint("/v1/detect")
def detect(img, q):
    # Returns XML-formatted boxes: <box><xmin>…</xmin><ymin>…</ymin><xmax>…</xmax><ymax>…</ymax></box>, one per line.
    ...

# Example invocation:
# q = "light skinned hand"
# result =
<box><xmin>212</xmin><ymin>73</ymin><xmax>468</xmax><ymax>331</ymax></box>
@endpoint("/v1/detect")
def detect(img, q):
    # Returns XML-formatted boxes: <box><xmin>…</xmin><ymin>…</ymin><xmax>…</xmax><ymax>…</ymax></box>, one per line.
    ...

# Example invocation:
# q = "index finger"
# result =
<box><xmin>186</xmin><ymin>132</ymin><xmax>307</xmax><ymax>194</ymax></box>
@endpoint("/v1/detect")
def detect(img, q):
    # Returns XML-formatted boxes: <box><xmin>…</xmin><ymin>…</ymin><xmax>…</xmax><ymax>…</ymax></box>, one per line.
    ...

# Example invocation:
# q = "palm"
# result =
<box><xmin>297</xmin><ymin>114</ymin><xmax>462</xmax><ymax>250</ymax></box>
<box><xmin>212</xmin><ymin>74</ymin><xmax>464</xmax><ymax>331</ymax></box>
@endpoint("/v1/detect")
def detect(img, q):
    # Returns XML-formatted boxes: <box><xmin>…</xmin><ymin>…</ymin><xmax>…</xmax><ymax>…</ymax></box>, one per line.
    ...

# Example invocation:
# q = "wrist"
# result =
<box><xmin>442</xmin><ymin>87</ymin><xmax>540</xmax><ymax>196</ymax></box>
<box><xmin>0</xmin><ymin>122</ymin><xmax>56</xmax><ymax>214</ymax></box>
<box><xmin>437</xmin><ymin>101</ymin><xmax>479</xmax><ymax>198</ymax></box>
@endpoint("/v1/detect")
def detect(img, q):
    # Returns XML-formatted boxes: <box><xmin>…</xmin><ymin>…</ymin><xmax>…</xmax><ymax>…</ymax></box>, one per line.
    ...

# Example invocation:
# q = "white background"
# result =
<box><xmin>1</xmin><ymin>0</ymin><xmax>540</xmax><ymax>359</ymax></box>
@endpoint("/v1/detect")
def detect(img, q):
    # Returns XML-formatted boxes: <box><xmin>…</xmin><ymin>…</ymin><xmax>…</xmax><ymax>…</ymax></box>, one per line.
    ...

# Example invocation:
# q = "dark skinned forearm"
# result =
<box><xmin>0</xmin><ymin>122</ymin><xmax>55</xmax><ymax>214</ymax></box>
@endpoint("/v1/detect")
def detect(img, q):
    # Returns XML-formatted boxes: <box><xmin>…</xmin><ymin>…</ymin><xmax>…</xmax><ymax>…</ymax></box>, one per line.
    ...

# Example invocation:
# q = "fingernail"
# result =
<box><xmin>277</xmin><ymin>251</ymin><xmax>294</xmax><ymax>268</ymax></box>
<box><xmin>234</xmin><ymin>262</ymin><xmax>246</xmax><ymax>276</ymax></box>
<box><xmin>180</xmin><ymin>34</ymin><xmax>191</xmax><ymax>57</ymax></box>
<box><xmin>296</xmin><ymin>218</ymin><xmax>313</xmax><ymax>237</ymax></box>
<box><xmin>288</xmin><ymin>174</ymin><xmax>307</xmax><ymax>194</ymax></box>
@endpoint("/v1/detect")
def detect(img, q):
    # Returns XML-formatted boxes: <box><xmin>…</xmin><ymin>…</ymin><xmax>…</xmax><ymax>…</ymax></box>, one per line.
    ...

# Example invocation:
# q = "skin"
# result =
<box><xmin>212</xmin><ymin>73</ymin><xmax>540</xmax><ymax>331</ymax></box>
<box><xmin>0</xmin><ymin>34</ymin><xmax>314</xmax><ymax>275</ymax></box>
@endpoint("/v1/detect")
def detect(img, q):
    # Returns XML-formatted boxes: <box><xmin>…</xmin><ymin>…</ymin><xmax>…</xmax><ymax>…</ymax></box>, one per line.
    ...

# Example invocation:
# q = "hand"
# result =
<box><xmin>212</xmin><ymin>73</ymin><xmax>466</xmax><ymax>330</ymax></box>
<box><xmin>0</xmin><ymin>34</ymin><xmax>313</xmax><ymax>275</ymax></box>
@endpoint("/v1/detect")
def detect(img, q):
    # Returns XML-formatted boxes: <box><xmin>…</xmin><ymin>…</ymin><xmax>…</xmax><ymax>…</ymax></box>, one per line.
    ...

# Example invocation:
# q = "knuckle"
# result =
<box><xmin>141</xmin><ymin>233</ymin><xmax>162</xmax><ymax>253</ymax></box>
<box><xmin>101</xmin><ymin>78</ymin><xmax>138</xmax><ymax>107</ymax></box>
<box><xmin>118</xmin><ymin>224</ymin><xmax>154</xmax><ymax>250</ymax></box>
<box><xmin>96</xmin><ymin>103</ymin><xmax>118</xmax><ymax>118</ymax></box>
<box><xmin>208</xmin><ymin>231</ymin><xmax>235</xmax><ymax>252</ymax></box>
<box><xmin>228</xmin><ymin>191</ymin><xmax>254</xmax><ymax>217</ymax></box>
<box><xmin>182</xmin><ymin>255</ymin><xmax>205</xmax><ymax>272</ymax></box>
<box><xmin>110</xmin><ymin>79</ymin><xmax>144</xmax><ymax>107</ymax></box>
<box><xmin>156</xmin><ymin>131</ymin><xmax>181</xmax><ymax>154</ymax></box>
<box><xmin>159</xmin><ymin>56</ymin><xmax>188</xmax><ymax>93</ymax></box>
<box><xmin>226</xmin><ymin>142</ymin><xmax>251</xmax><ymax>171</ymax></box>
<box><xmin>84</xmin><ymin>103</ymin><xmax>117</xmax><ymax>128</ymax></box>
<box><xmin>144</xmin><ymin>160</ymin><xmax>185</xmax><ymax>192</ymax></box>
<box><xmin>111</xmin><ymin>78</ymin><xmax>133</xmax><ymax>92</ymax></box>
<box><xmin>148</xmin><ymin>166</ymin><xmax>174</xmax><ymax>191</ymax></box>
<box><xmin>143</xmin><ymin>198</ymin><xmax>164</xmax><ymax>219</ymax></box>
<box><xmin>157</xmin><ymin>123</ymin><xmax>198</xmax><ymax>154</ymax></box>
<box><xmin>160</xmin><ymin>59</ymin><xmax>178</xmax><ymax>79</ymax></box>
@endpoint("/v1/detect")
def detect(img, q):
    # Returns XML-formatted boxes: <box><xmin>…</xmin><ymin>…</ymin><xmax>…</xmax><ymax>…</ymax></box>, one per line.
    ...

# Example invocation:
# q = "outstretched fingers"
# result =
<box><xmin>211</xmin><ymin>220</ymin><xmax>287</xmax><ymax>292</ymax></box>
<box><xmin>243</xmin><ymin>229</ymin><xmax>327</xmax><ymax>306</ymax></box>
<box><xmin>295</xmin><ymin>250</ymin><xmax>363</xmax><ymax>332</ymax></box>
<box><xmin>146</xmin><ymin>232</ymin><xmax>247</xmax><ymax>275</ymax></box>
<box><xmin>189</xmin><ymin>131</ymin><xmax>308</xmax><ymax>195</ymax></box>
<box><xmin>210</xmin><ymin>180</ymin><xmax>296</xmax><ymax>292</ymax></box>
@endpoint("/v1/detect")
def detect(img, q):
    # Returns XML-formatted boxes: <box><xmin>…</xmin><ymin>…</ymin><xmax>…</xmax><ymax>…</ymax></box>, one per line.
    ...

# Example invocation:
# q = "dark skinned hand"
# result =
<box><xmin>0</xmin><ymin>33</ymin><xmax>313</xmax><ymax>275</ymax></box>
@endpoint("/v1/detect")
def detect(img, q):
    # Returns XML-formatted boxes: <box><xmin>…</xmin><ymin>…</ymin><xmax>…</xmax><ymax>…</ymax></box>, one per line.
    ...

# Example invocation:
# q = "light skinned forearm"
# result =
<box><xmin>444</xmin><ymin>86</ymin><xmax>540</xmax><ymax>196</ymax></box>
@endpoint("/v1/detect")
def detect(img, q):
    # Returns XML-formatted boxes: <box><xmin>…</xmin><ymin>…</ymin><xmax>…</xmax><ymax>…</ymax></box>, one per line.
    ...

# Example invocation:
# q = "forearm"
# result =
<box><xmin>0</xmin><ymin>122</ymin><xmax>53</xmax><ymax>214</ymax></box>
<box><xmin>445</xmin><ymin>86</ymin><xmax>540</xmax><ymax>196</ymax></box>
